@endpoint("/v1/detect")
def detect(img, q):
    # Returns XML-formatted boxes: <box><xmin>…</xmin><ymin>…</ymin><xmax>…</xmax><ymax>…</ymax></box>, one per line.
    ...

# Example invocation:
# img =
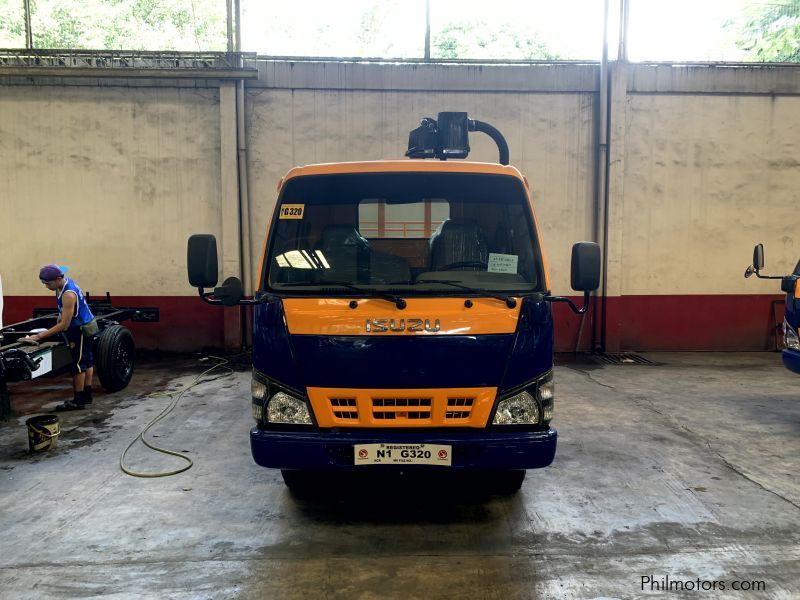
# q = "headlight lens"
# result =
<box><xmin>537</xmin><ymin>374</ymin><xmax>554</xmax><ymax>423</ymax></box>
<box><xmin>267</xmin><ymin>391</ymin><xmax>312</xmax><ymax>425</ymax></box>
<box><xmin>493</xmin><ymin>371</ymin><xmax>554</xmax><ymax>426</ymax></box>
<box><xmin>785</xmin><ymin>319</ymin><xmax>800</xmax><ymax>350</ymax></box>
<box><xmin>251</xmin><ymin>377</ymin><xmax>268</xmax><ymax>423</ymax></box>
<box><xmin>493</xmin><ymin>390</ymin><xmax>540</xmax><ymax>425</ymax></box>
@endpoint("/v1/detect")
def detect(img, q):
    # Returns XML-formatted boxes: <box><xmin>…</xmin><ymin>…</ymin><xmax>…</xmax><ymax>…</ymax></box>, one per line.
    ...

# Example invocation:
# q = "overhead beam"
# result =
<box><xmin>0</xmin><ymin>50</ymin><xmax>258</xmax><ymax>80</ymax></box>
<box><xmin>0</xmin><ymin>67</ymin><xmax>258</xmax><ymax>79</ymax></box>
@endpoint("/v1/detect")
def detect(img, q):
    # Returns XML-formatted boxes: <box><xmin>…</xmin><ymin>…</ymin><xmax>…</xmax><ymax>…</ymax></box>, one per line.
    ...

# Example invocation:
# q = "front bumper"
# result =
<box><xmin>250</xmin><ymin>427</ymin><xmax>557</xmax><ymax>471</ymax></box>
<box><xmin>782</xmin><ymin>348</ymin><xmax>800</xmax><ymax>375</ymax></box>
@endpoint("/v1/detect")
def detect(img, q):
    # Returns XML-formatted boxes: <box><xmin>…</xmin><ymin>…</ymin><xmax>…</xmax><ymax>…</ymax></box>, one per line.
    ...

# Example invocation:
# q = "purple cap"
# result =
<box><xmin>39</xmin><ymin>264</ymin><xmax>69</xmax><ymax>282</ymax></box>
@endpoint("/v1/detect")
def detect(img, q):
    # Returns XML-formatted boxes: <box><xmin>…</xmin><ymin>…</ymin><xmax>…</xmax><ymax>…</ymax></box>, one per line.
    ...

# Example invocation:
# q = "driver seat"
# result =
<box><xmin>429</xmin><ymin>218</ymin><xmax>489</xmax><ymax>271</ymax></box>
<box><xmin>316</xmin><ymin>224</ymin><xmax>371</xmax><ymax>282</ymax></box>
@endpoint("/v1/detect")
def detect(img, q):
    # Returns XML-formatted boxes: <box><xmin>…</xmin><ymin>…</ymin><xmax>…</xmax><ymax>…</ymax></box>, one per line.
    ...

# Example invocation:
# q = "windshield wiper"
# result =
<box><xmin>414</xmin><ymin>279</ymin><xmax>517</xmax><ymax>308</ymax></box>
<box><xmin>276</xmin><ymin>281</ymin><xmax>406</xmax><ymax>309</ymax></box>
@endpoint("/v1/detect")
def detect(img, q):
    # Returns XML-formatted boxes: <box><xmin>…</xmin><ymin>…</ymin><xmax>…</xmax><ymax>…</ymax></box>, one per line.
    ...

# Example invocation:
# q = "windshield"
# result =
<box><xmin>264</xmin><ymin>172</ymin><xmax>545</xmax><ymax>295</ymax></box>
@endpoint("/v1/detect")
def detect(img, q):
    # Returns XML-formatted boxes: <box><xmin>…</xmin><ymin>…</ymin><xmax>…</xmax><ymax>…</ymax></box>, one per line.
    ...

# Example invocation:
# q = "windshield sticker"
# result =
<box><xmin>279</xmin><ymin>204</ymin><xmax>305</xmax><ymax>219</ymax></box>
<box><xmin>488</xmin><ymin>253</ymin><xmax>519</xmax><ymax>274</ymax></box>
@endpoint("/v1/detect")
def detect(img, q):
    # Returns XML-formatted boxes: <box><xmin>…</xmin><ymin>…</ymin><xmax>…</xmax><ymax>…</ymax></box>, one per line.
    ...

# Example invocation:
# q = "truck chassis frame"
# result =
<box><xmin>0</xmin><ymin>294</ymin><xmax>159</xmax><ymax>420</ymax></box>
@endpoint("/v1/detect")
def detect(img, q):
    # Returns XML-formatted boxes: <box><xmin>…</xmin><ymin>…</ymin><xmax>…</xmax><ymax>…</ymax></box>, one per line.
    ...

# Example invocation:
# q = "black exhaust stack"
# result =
<box><xmin>405</xmin><ymin>112</ymin><xmax>509</xmax><ymax>165</ymax></box>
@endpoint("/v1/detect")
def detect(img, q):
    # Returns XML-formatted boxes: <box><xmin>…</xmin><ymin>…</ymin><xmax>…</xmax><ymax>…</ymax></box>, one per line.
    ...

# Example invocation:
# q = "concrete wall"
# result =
<box><xmin>246</xmin><ymin>63</ymin><xmax>598</xmax><ymax>294</ymax></box>
<box><xmin>2</xmin><ymin>61</ymin><xmax>798</xmax><ymax>351</ymax></box>
<box><xmin>622</xmin><ymin>94</ymin><xmax>800</xmax><ymax>295</ymax></box>
<box><xmin>243</xmin><ymin>63</ymin><xmax>598</xmax><ymax>353</ymax></box>
<box><xmin>604</xmin><ymin>64</ymin><xmax>800</xmax><ymax>350</ymax></box>
<box><xmin>0</xmin><ymin>85</ymin><xmax>225</xmax><ymax>349</ymax></box>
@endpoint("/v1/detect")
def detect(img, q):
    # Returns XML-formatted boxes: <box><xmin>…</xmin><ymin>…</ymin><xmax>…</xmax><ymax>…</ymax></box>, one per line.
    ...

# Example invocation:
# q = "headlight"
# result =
<box><xmin>493</xmin><ymin>390</ymin><xmax>540</xmax><ymax>425</ymax></box>
<box><xmin>267</xmin><ymin>392</ymin><xmax>312</xmax><ymax>425</ymax></box>
<box><xmin>493</xmin><ymin>371</ymin><xmax>554</xmax><ymax>426</ymax></box>
<box><xmin>251</xmin><ymin>377</ymin><xmax>268</xmax><ymax>423</ymax></box>
<box><xmin>785</xmin><ymin>319</ymin><xmax>800</xmax><ymax>350</ymax></box>
<box><xmin>537</xmin><ymin>373</ymin><xmax>554</xmax><ymax>423</ymax></box>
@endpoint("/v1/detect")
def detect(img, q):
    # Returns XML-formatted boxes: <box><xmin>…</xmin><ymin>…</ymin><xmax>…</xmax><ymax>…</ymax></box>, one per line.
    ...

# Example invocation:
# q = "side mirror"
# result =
<box><xmin>188</xmin><ymin>234</ymin><xmax>219</xmax><ymax>288</ymax></box>
<box><xmin>745</xmin><ymin>243</ymin><xmax>788</xmax><ymax>281</ymax></box>
<box><xmin>214</xmin><ymin>276</ymin><xmax>244</xmax><ymax>307</ymax></box>
<box><xmin>753</xmin><ymin>243</ymin><xmax>764</xmax><ymax>272</ymax></box>
<box><xmin>570</xmin><ymin>242</ymin><xmax>601</xmax><ymax>292</ymax></box>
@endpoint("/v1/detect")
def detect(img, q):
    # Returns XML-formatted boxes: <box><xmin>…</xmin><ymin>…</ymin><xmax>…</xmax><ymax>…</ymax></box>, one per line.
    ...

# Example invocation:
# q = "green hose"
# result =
<box><xmin>120</xmin><ymin>355</ymin><xmax>236</xmax><ymax>478</ymax></box>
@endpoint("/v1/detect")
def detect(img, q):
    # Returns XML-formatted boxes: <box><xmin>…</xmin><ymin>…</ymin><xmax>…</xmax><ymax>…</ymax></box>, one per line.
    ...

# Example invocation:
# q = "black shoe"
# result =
<box><xmin>55</xmin><ymin>400</ymin><xmax>86</xmax><ymax>411</ymax></box>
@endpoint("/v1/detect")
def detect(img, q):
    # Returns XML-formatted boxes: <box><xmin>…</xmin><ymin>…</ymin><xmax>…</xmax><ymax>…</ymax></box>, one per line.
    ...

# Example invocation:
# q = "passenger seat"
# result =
<box><xmin>429</xmin><ymin>218</ymin><xmax>489</xmax><ymax>271</ymax></box>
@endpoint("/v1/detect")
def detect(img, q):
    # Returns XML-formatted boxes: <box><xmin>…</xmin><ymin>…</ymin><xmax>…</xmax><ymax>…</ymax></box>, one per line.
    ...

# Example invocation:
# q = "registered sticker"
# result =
<box><xmin>279</xmin><ymin>204</ymin><xmax>305</xmax><ymax>219</ymax></box>
<box><xmin>354</xmin><ymin>443</ymin><xmax>452</xmax><ymax>466</ymax></box>
<box><xmin>488</xmin><ymin>252</ymin><xmax>519</xmax><ymax>274</ymax></box>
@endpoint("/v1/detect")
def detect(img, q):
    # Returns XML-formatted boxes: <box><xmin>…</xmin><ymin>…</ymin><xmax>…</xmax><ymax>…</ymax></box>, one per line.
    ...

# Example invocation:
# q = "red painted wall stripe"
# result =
<box><xmin>4</xmin><ymin>296</ymin><xmax>224</xmax><ymax>352</ymax></box>
<box><xmin>604</xmin><ymin>295</ymin><xmax>785</xmax><ymax>352</ymax></box>
<box><xmin>3</xmin><ymin>294</ymin><xmax>785</xmax><ymax>353</ymax></box>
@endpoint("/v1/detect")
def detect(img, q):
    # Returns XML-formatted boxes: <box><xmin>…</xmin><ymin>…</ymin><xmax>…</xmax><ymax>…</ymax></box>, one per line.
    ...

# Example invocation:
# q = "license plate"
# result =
<box><xmin>354</xmin><ymin>443</ymin><xmax>452</xmax><ymax>466</ymax></box>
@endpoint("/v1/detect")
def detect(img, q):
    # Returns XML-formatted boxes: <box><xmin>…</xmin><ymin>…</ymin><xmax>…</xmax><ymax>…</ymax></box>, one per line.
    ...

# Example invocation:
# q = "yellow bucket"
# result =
<box><xmin>26</xmin><ymin>415</ymin><xmax>60</xmax><ymax>452</ymax></box>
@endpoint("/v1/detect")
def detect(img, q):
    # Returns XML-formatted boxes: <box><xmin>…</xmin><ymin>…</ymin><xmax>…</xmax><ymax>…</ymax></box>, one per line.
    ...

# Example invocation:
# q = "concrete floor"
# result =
<box><xmin>0</xmin><ymin>352</ymin><xmax>798</xmax><ymax>599</ymax></box>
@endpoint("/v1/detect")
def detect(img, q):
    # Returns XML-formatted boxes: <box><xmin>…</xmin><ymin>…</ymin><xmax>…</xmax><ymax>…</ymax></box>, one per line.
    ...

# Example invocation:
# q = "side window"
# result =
<box><xmin>358</xmin><ymin>199</ymin><xmax>449</xmax><ymax>239</ymax></box>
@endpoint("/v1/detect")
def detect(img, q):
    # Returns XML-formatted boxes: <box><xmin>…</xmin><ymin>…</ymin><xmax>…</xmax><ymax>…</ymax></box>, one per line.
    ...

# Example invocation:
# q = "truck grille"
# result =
<box><xmin>308</xmin><ymin>387</ymin><xmax>496</xmax><ymax>427</ymax></box>
<box><xmin>445</xmin><ymin>397</ymin><xmax>474</xmax><ymax>420</ymax></box>
<box><xmin>372</xmin><ymin>398</ymin><xmax>432</xmax><ymax>422</ymax></box>
<box><xmin>329</xmin><ymin>397</ymin><xmax>358</xmax><ymax>419</ymax></box>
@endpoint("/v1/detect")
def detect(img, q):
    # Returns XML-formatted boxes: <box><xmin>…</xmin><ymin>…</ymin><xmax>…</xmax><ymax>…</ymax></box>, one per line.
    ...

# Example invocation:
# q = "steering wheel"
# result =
<box><xmin>438</xmin><ymin>261</ymin><xmax>488</xmax><ymax>271</ymax></box>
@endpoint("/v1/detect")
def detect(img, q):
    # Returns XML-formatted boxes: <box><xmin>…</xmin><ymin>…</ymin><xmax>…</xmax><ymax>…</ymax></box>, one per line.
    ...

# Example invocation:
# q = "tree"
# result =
<box><xmin>0</xmin><ymin>0</ymin><xmax>25</xmax><ymax>47</ymax></box>
<box><xmin>27</xmin><ymin>0</ymin><xmax>226</xmax><ymax>51</ymax></box>
<box><xmin>730</xmin><ymin>0</ymin><xmax>800</xmax><ymax>62</ymax></box>
<box><xmin>433</xmin><ymin>20</ymin><xmax>560</xmax><ymax>61</ymax></box>
<box><xmin>2</xmin><ymin>0</ymin><xmax>566</xmax><ymax>58</ymax></box>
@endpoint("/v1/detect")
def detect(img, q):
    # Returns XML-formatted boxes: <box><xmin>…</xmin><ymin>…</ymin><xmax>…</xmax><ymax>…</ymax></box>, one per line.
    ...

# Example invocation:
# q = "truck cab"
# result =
<box><xmin>745</xmin><ymin>243</ymin><xmax>800</xmax><ymax>374</ymax></box>
<box><xmin>188</xmin><ymin>113</ymin><xmax>600</xmax><ymax>493</ymax></box>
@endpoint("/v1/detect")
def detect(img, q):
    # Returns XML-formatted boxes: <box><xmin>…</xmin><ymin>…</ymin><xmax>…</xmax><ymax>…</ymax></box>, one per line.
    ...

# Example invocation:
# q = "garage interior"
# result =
<box><xmin>1</xmin><ymin>1</ymin><xmax>799</xmax><ymax>598</ymax></box>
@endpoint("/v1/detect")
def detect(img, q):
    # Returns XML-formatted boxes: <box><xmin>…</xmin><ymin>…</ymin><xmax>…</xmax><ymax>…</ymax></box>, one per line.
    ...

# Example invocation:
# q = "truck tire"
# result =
<box><xmin>95</xmin><ymin>324</ymin><xmax>135</xmax><ymax>392</ymax></box>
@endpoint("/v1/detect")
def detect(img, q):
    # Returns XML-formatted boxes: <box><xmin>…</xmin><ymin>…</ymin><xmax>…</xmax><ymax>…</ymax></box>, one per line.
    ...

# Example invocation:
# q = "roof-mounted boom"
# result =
<box><xmin>405</xmin><ymin>112</ymin><xmax>509</xmax><ymax>165</ymax></box>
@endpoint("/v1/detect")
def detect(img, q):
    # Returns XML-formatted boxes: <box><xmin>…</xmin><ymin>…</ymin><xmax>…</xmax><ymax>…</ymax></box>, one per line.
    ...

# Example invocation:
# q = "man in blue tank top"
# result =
<box><xmin>26</xmin><ymin>264</ymin><xmax>98</xmax><ymax>411</ymax></box>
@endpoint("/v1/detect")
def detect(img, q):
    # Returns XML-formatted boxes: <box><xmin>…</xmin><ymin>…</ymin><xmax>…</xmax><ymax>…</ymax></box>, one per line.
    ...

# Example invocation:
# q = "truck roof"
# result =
<box><xmin>281</xmin><ymin>160</ymin><xmax>526</xmax><ymax>184</ymax></box>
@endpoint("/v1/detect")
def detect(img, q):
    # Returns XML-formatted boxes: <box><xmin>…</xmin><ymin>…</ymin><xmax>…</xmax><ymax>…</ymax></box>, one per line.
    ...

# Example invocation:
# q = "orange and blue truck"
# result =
<box><xmin>745</xmin><ymin>244</ymin><xmax>800</xmax><ymax>374</ymax></box>
<box><xmin>188</xmin><ymin>112</ymin><xmax>600</xmax><ymax>493</ymax></box>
